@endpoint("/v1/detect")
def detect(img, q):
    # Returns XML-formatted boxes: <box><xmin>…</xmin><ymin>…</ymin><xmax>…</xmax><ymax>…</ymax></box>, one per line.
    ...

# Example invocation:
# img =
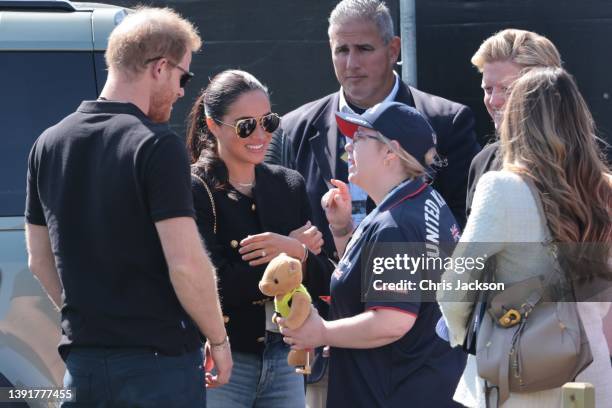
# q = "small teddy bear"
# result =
<box><xmin>258</xmin><ymin>253</ymin><xmax>312</xmax><ymax>374</ymax></box>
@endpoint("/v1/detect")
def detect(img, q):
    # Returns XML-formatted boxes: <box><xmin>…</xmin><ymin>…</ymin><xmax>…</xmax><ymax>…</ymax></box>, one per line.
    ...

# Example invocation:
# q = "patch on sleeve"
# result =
<box><xmin>450</xmin><ymin>224</ymin><xmax>461</xmax><ymax>242</ymax></box>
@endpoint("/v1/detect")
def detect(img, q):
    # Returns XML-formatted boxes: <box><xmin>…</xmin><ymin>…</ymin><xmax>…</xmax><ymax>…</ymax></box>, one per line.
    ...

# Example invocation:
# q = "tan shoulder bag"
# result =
<box><xmin>475</xmin><ymin>178</ymin><xmax>592</xmax><ymax>406</ymax></box>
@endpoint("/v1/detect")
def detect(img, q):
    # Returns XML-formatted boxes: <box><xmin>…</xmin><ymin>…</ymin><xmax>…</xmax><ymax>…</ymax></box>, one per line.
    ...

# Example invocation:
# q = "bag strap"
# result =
<box><xmin>191</xmin><ymin>172</ymin><xmax>217</xmax><ymax>234</ymax></box>
<box><xmin>521</xmin><ymin>176</ymin><xmax>566</xmax><ymax>290</ymax></box>
<box><xmin>521</xmin><ymin>177</ymin><xmax>551</xmax><ymax>241</ymax></box>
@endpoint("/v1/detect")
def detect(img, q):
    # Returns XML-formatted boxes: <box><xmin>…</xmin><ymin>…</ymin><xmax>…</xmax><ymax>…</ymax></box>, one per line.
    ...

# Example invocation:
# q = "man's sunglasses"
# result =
<box><xmin>145</xmin><ymin>56</ymin><xmax>194</xmax><ymax>88</ymax></box>
<box><xmin>215</xmin><ymin>113</ymin><xmax>281</xmax><ymax>138</ymax></box>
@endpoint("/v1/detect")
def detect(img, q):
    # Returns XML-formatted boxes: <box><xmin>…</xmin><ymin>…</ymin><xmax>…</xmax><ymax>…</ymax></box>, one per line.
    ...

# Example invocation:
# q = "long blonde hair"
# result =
<box><xmin>500</xmin><ymin>67</ymin><xmax>611</xmax><ymax>280</ymax></box>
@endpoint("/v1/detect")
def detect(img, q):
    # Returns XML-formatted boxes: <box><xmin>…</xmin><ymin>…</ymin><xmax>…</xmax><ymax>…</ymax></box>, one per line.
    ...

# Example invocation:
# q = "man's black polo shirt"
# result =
<box><xmin>25</xmin><ymin>101</ymin><xmax>200</xmax><ymax>357</ymax></box>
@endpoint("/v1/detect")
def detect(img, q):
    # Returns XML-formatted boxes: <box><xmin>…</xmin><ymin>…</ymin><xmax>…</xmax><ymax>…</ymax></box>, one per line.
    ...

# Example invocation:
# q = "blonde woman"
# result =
<box><xmin>280</xmin><ymin>101</ymin><xmax>466</xmax><ymax>408</ymax></box>
<box><xmin>439</xmin><ymin>67</ymin><xmax>612</xmax><ymax>407</ymax></box>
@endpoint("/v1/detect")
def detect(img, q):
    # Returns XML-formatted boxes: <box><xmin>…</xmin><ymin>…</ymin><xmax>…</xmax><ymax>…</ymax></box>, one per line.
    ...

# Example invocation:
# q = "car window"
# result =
<box><xmin>0</xmin><ymin>51</ymin><xmax>97</xmax><ymax>216</ymax></box>
<box><xmin>94</xmin><ymin>51</ymin><xmax>108</xmax><ymax>95</ymax></box>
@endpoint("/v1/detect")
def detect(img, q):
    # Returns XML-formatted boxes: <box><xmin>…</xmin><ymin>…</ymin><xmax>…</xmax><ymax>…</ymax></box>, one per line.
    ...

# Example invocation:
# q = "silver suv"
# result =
<box><xmin>0</xmin><ymin>0</ymin><xmax>129</xmax><ymax>400</ymax></box>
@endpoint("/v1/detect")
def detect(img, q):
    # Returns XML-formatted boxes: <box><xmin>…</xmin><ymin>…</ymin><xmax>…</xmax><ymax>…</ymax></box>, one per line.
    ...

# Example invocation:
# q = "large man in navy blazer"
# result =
<box><xmin>266</xmin><ymin>0</ymin><xmax>480</xmax><ymax>259</ymax></box>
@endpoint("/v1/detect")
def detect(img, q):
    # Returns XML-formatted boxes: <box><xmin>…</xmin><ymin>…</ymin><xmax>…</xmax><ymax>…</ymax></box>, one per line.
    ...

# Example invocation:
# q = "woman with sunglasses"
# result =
<box><xmin>186</xmin><ymin>70</ymin><xmax>332</xmax><ymax>407</ymax></box>
<box><xmin>279</xmin><ymin>101</ymin><xmax>467</xmax><ymax>408</ymax></box>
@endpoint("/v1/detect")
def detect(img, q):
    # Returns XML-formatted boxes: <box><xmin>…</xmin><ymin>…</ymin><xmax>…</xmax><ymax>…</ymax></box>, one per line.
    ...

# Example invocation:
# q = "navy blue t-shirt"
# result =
<box><xmin>328</xmin><ymin>179</ymin><xmax>466</xmax><ymax>408</ymax></box>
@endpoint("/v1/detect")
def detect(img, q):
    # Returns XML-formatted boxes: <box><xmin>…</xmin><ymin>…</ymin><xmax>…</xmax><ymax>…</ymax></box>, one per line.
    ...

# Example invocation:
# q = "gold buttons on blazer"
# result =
<box><xmin>251</xmin><ymin>203</ymin><xmax>256</xmax><ymax>211</ymax></box>
<box><xmin>230</xmin><ymin>240</ymin><xmax>239</xmax><ymax>249</ymax></box>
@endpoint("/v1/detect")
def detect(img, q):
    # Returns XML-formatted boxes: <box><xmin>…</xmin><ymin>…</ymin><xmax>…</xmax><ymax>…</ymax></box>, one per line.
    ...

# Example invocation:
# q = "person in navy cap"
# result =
<box><xmin>279</xmin><ymin>101</ymin><xmax>466</xmax><ymax>407</ymax></box>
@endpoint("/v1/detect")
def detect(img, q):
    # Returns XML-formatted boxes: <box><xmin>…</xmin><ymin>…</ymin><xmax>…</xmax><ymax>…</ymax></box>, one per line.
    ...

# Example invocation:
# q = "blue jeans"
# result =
<box><xmin>61</xmin><ymin>347</ymin><xmax>205</xmax><ymax>407</ymax></box>
<box><xmin>206</xmin><ymin>334</ymin><xmax>305</xmax><ymax>408</ymax></box>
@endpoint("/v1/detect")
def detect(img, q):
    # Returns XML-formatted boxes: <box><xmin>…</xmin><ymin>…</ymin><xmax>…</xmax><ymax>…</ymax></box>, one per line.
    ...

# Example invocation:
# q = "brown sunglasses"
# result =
<box><xmin>145</xmin><ymin>56</ymin><xmax>194</xmax><ymax>88</ymax></box>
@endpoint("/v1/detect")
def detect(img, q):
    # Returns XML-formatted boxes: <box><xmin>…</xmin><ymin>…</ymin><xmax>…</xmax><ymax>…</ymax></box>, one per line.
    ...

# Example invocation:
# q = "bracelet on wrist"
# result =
<box><xmin>207</xmin><ymin>335</ymin><xmax>230</xmax><ymax>350</ymax></box>
<box><xmin>300</xmin><ymin>243</ymin><xmax>309</xmax><ymax>263</ymax></box>
<box><xmin>329</xmin><ymin>222</ymin><xmax>353</xmax><ymax>237</ymax></box>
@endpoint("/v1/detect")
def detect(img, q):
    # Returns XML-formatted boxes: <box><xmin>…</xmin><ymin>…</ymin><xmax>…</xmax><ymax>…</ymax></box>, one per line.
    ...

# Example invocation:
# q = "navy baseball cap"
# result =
<box><xmin>335</xmin><ymin>101</ymin><xmax>437</xmax><ymax>168</ymax></box>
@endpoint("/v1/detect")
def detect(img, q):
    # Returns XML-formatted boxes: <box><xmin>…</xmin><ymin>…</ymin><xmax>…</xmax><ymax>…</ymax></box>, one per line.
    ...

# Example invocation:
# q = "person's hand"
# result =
<box><xmin>204</xmin><ymin>341</ymin><xmax>233</xmax><ymax>388</ymax></box>
<box><xmin>240</xmin><ymin>233</ymin><xmax>303</xmax><ymax>266</ymax></box>
<box><xmin>289</xmin><ymin>221</ymin><xmax>324</xmax><ymax>255</ymax></box>
<box><xmin>321</xmin><ymin>179</ymin><xmax>352</xmax><ymax>230</ymax></box>
<box><xmin>279</xmin><ymin>306</ymin><xmax>327</xmax><ymax>350</ymax></box>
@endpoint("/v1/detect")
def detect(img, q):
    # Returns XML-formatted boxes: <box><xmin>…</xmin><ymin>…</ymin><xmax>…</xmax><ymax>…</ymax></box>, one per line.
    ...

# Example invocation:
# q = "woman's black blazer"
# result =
<box><xmin>191</xmin><ymin>163</ymin><xmax>333</xmax><ymax>353</ymax></box>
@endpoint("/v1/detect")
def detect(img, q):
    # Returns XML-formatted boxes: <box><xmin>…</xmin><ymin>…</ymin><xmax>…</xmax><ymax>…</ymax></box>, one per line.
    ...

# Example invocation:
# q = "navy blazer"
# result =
<box><xmin>465</xmin><ymin>140</ymin><xmax>501</xmax><ymax>219</ymax></box>
<box><xmin>266</xmin><ymin>82</ymin><xmax>481</xmax><ymax>257</ymax></box>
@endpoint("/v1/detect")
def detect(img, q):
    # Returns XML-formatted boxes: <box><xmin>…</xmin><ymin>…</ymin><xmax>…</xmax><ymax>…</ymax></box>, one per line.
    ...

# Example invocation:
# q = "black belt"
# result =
<box><xmin>264</xmin><ymin>330</ymin><xmax>283</xmax><ymax>344</ymax></box>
